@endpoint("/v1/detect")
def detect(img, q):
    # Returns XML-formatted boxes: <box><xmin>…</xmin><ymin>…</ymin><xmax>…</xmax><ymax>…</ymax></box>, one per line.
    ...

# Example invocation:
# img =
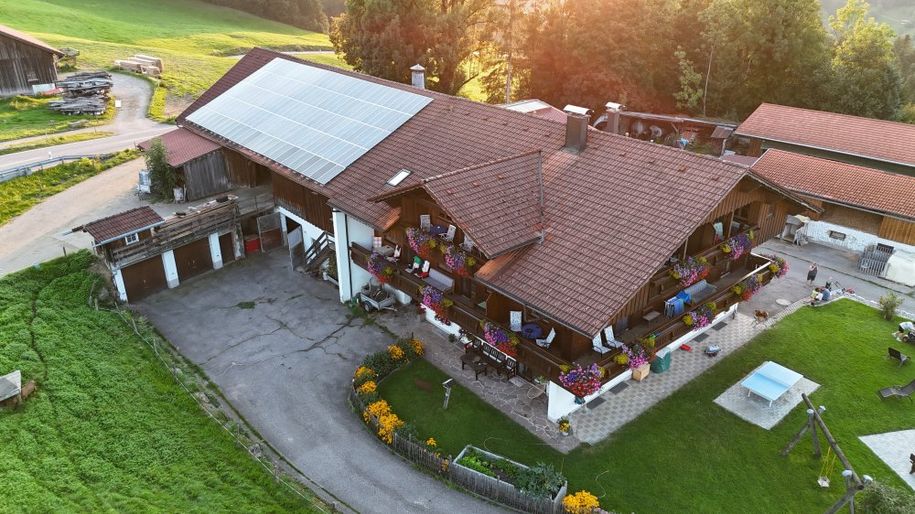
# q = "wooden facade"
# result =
<box><xmin>271</xmin><ymin>172</ymin><xmax>335</xmax><ymax>234</ymax></box>
<box><xmin>181</xmin><ymin>150</ymin><xmax>230</xmax><ymax>201</ymax></box>
<box><xmin>0</xmin><ymin>33</ymin><xmax>58</xmax><ymax>96</ymax></box>
<box><xmin>879</xmin><ymin>217</ymin><xmax>915</xmax><ymax>246</ymax></box>
<box><xmin>224</xmin><ymin>148</ymin><xmax>272</xmax><ymax>187</ymax></box>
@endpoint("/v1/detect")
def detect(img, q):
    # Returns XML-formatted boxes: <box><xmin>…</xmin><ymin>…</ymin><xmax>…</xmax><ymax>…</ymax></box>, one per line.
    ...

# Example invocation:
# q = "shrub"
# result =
<box><xmin>361</xmin><ymin>351</ymin><xmax>397</xmax><ymax>378</ymax></box>
<box><xmin>563</xmin><ymin>490</ymin><xmax>600</xmax><ymax>514</ymax></box>
<box><xmin>515</xmin><ymin>462</ymin><xmax>566</xmax><ymax>499</ymax></box>
<box><xmin>356</xmin><ymin>380</ymin><xmax>377</xmax><ymax>396</ymax></box>
<box><xmin>144</xmin><ymin>138</ymin><xmax>176</xmax><ymax>199</ymax></box>
<box><xmin>353</xmin><ymin>366</ymin><xmax>375</xmax><ymax>386</ymax></box>
<box><xmin>878</xmin><ymin>292</ymin><xmax>903</xmax><ymax>321</ymax></box>
<box><xmin>858</xmin><ymin>481</ymin><xmax>915</xmax><ymax>514</ymax></box>
<box><xmin>388</xmin><ymin>344</ymin><xmax>405</xmax><ymax>361</ymax></box>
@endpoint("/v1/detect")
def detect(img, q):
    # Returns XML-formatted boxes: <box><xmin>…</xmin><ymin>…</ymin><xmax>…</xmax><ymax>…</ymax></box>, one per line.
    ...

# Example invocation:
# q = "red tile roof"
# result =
<box><xmin>752</xmin><ymin>149</ymin><xmax>915</xmax><ymax>221</ymax></box>
<box><xmin>736</xmin><ymin>103</ymin><xmax>915</xmax><ymax>168</ymax></box>
<box><xmin>177</xmin><ymin>49</ymin><xmax>807</xmax><ymax>337</ymax></box>
<box><xmin>0</xmin><ymin>24</ymin><xmax>63</xmax><ymax>56</ymax></box>
<box><xmin>138</xmin><ymin>128</ymin><xmax>221</xmax><ymax>167</ymax></box>
<box><xmin>77</xmin><ymin>207</ymin><xmax>164</xmax><ymax>244</ymax></box>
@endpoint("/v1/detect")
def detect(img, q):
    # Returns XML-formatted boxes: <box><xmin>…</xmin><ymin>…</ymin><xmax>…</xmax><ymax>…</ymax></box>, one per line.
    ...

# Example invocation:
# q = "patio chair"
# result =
<box><xmin>887</xmin><ymin>347</ymin><xmax>910</xmax><ymax>366</ymax></box>
<box><xmin>420</xmin><ymin>214</ymin><xmax>431</xmax><ymax>232</ymax></box>
<box><xmin>442</xmin><ymin>224</ymin><xmax>456</xmax><ymax>242</ymax></box>
<box><xmin>372</xmin><ymin>236</ymin><xmax>383</xmax><ymax>250</ymax></box>
<box><xmin>603</xmin><ymin>326</ymin><xmax>623</xmax><ymax>349</ymax></box>
<box><xmin>592</xmin><ymin>333</ymin><xmax>612</xmax><ymax>355</ymax></box>
<box><xmin>877</xmin><ymin>379</ymin><xmax>915</xmax><ymax>401</ymax></box>
<box><xmin>405</xmin><ymin>256</ymin><xmax>422</xmax><ymax>273</ymax></box>
<box><xmin>462</xmin><ymin>236</ymin><xmax>474</xmax><ymax>252</ymax></box>
<box><xmin>387</xmin><ymin>245</ymin><xmax>401</xmax><ymax>262</ymax></box>
<box><xmin>509</xmin><ymin>311</ymin><xmax>522</xmax><ymax>332</ymax></box>
<box><xmin>910</xmin><ymin>453</ymin><xmax>914</xmax><ymax>474</ymax></box>
<box><xmin>535</xmin><ymin>328</ymin><xmax>556</xmax><ymax>349</ymax></box>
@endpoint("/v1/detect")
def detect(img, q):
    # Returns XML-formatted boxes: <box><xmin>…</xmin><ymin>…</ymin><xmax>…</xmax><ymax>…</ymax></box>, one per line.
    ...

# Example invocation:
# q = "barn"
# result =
<box><xmin>138</xmin><ymin>127</ymin><xmax>231</xmax><ymax>201</ymax></box>
<box><xmin>0</xmin><ymin>24</ymin><xmax>62</xmax><ymax>97</ymax></box>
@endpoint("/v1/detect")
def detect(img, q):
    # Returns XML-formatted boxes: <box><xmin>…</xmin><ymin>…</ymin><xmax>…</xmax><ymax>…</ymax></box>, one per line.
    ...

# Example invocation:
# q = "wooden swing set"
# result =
<box><xmin>781</xmin><ymin>394</ymin><xmax>872</xmax><ymax>514</ymax></box>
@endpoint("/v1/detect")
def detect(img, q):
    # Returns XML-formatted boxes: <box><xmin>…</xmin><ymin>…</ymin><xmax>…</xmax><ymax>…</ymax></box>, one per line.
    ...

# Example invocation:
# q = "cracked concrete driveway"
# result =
<box><xmin>137</xmin><ymin>251</ymin><xmax>502</xmax><ymax>514</ymax></box>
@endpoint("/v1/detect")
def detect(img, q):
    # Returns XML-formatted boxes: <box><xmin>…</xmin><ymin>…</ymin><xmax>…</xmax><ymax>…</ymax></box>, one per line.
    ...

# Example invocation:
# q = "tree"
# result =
<box><xmin>201</xmin><ymin>0</ymin><xmax>327</xmax><ymax>32</ymax></box>
<box><xmin>330</xmin><ymin>0</ymin><xmax>490</xmax><ymax>94</ymax></box>
<box><xmin>827</xmin><ymin>0</ymin><xmax>901</xmax><ymax>119</ymax></box>
<box><xmin>698</xmin><ymin>0</ymin><xmax>832</xmax><ymax>119</ymax></box>
<box><xmin>893</xmin><ymin>34</ymin><xmax>915</xmax><ymax>121</ymax></box>
<box><xmin>674</xmin><ymin>47</ymin><xmax>703</xmax><ymax>112</ymax></box>
<box><xmin>144</xmin><ymin>139</ymin><xmax>176</xmax><ymax>200</ymax></box>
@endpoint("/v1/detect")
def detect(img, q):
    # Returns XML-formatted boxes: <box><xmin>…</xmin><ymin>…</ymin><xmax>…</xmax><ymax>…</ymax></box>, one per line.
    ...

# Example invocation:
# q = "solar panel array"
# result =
<box><xmin>186</xmin><ymin>58</ymin><xmax>432</xmax><ymax>185</ymax></box>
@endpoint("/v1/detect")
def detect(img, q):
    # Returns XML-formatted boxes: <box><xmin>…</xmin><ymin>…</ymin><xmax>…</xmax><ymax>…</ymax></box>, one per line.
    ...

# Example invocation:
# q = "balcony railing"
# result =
<box><xmin>351</xmin><ymin>243</ymin><xmax>774</xmax><ymax>392</ymax></box>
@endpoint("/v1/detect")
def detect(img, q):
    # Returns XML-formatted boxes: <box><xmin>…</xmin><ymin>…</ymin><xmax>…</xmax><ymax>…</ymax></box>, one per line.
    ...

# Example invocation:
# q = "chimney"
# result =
<box><xmin>563</xmin><ymin>108</ymin><xmax>591</xmax><ymax>154</ymax></box>
<box><xmin>410</xmin><ymin>64</ymin><xmax>426</xmax><ymax>89</ymax></box>
<box><xmin>605</xmin><ymin>101</ymin><xmax>625</xmax><ymax>135</ymax></box>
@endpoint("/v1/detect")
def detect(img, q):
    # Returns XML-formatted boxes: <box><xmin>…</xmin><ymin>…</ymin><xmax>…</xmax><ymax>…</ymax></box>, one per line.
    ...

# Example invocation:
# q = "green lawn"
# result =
<box><xmin>381</xmin><ymin>300</ymin><xmax>915</xmax><ymax>513</ymax></box>
<box><xmin>0</xmin><ymin>252</ymin><xmax>320</xmax><ymax>511</ymax></box>
<box><xmin>0</xmin><ymin>96</ymin><xmax>102</xmax><ymax>142</ymax></box>
<box><xmin>0</xmin><ymin>0</ymin><xmax>347</xmax><ymax>117</ymax></box>
<box><xmin>0</xmin><ymin>150</ymin><xmax>137</xmax><ymax>226</ymax></box>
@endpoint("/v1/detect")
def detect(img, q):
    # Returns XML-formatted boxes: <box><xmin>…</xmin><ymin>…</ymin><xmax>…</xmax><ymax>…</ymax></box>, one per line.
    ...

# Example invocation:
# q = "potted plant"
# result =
<box><xmin>762</xmin><ymin>254</ymin><xmax>789</xmax><ymax>278</ymax></box>
<box><xmin>558</xmin><ymin>363</ymin><xmax>603</xmax><ymax>403</ymax></box>
<box><xmin>670</xmin><ymin>256</ymin><xmax>710</xmax><ymax>287</ymax></box>
<box><xmin>367</xmin><ymin>252</ymin><xmax>395</xmax><ymax>284</ymax></box>
<box><xmin>323</xmin><ymin>257</ymin><xmax>338</xmax><ymax>285</ymax></box>
<box><xmin>406</xmin><ymin>227</ymin><xmax>434</xmax><ymax>259</ymax></box>
<box><xmin>624</xmin><ymin>344</ymin><xmax>651</xmax><ymax>381</ymax></box>
<box><xmin>481</xmin><ymin>321</ymin><xmax>519</xmax><ymax>357</ymax></box>
<box><xmin>721</xmin><ymin>233</ymin><xmax>753</xmax><ymax>261</ymax></box>
<box><xmin>557</xmin><ymin>417</ymin><xmax>571</xmax><ymax>436</ymax></box>
<box><xmin>444</xmin><ymin>244</ymin><xmax>476</xmax><ymax>277</ymax></box>
<box><xmin>420</xmin><ymin>285</ymin><xmax>452</xmax><ymax>323</ymax></box>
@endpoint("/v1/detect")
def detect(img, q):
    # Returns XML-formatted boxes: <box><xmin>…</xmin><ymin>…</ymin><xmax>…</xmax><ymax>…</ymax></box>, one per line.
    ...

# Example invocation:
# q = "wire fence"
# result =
<box><xmin>103</xmin><ymin>295</ymin><xmax>340</xmax><ymax>513</ymax></box>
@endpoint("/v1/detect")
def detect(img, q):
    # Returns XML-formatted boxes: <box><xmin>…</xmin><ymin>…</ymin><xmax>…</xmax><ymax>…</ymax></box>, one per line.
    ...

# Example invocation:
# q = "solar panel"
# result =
<box><xmin>186</xmin><ymin>58</ymin><xmax>432</xmax><ymax>185</ymax></box>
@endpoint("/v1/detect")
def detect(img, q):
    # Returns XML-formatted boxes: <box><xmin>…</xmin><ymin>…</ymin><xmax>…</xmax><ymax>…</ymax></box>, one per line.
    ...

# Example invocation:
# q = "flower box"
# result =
<box><xmin>632</xmin><ymin>363</ymin><xmax>650</xmax><ymax>382</ymax></box>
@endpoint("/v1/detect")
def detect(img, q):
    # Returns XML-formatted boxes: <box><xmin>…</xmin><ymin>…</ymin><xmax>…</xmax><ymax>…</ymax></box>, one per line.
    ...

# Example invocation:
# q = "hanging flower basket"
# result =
<box><xmin>406</xmin><ymin>227</ymin><xmax>435</xmax><ymax>260</ymax></box>
<box><xmin>670</xmin><ymin>256</ymin><xmax>710</xmax><ymax>288</ymax></box>
<box><xmin>721</xmin><ymin>233</ymin><xmax>753</xmax><ymax>261</ymax></box>
<box><xmin>558</xmin><ymin>363</ymin><xmax>603</xmax><ymax>398</ymax></box>
<box><xmin>444</xmin><ymin>244</ymin><xmax>476</xmax><ymax>277</ymax></box>
<box><xmin>481</xmin><ymin>321</ymin><xmax>519</xmax><ymax>356</ymax></box>
<box><xmin>367</xmin><ymin>252</ymin><xmax>396</xmax><ymax>284</ymax></box>
<box><xmin>684</xmin><ymin>303</ymin><xmax>716</xmax><ymax>330</ymax></box>
<box><xmin>762</xmin><ymin>254</ymin><xmax>789</xmax><ymax>278</ymax></box>
<box><xmin>621</xmin><ymin>344</ymin><xmax>649</xmax><ymax>370</ymax></box>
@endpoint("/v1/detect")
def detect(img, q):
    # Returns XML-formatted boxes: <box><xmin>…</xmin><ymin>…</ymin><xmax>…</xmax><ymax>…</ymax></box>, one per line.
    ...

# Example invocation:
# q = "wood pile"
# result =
<box><xmin>114</xmin><ymin>54</ymin><xmax>163</xmax><ymax>77</ymax></box>
<box><xmin>49</xmin><ymin>71</ymin><xmax>112</xmax><ymax>115</ymax></box>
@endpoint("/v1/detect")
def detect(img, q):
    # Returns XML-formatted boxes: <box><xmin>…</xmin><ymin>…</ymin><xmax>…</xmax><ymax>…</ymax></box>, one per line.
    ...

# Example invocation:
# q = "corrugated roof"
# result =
<box><xmin>77</xmin><ymin>206</ymin><xmax>164</xmax><ymax>245</ymax></box>
<box><xmin>420</xmin><ymin>151</ymin><xmax>544</xmax><ymax>258</ymax></box>
<box><xmin>0</xmin><ymin>24</ymin><xmax>63</xmax><ymax>56</ymax></box>
<box><xmin>752</xmin><ymin>149</ymin><xmax>915</xmax><ymax>221</ymax></box>
<box><xmin>138</xmin><ymin>128</ymin><xmax>221</xmax><ymax>167</ymax></box>
<box><xmin>177</xmin><ymin>49</ymin><xmax>801</xmax><ymax>337</ymax></box>
<box><xmin>735</xmin><ymin>103</ymin><xmax>915</xmax><ymax>168</ymax></box>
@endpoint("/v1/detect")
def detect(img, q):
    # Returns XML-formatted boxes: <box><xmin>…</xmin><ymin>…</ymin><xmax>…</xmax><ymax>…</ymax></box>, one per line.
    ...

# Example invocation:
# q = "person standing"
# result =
<box><xmin>806</xmin><ymin>263</ymin><xmax>818</xmax><ymax>286</ymax></box>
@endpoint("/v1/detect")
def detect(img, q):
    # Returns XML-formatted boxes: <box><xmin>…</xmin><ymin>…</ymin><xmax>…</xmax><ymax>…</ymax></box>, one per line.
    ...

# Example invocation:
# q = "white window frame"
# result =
<box><xmin>124</xmin><ymin>233</ymin><xmax>140</xmax><ymax>245</ymax></box>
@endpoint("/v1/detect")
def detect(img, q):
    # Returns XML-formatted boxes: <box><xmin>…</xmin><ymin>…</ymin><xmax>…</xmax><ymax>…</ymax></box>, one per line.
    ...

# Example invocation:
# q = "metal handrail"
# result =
<box><xmin>0</xmin><ymin>154</ymin><xmax>109</xmax><ymax>183</ymax></box>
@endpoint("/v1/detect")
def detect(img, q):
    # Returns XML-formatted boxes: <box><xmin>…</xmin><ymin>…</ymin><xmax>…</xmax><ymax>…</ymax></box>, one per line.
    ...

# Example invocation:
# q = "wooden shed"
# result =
<box><xmin>139</xmin><ymin>128</ymin><xmax>231</xmax><ymax>201</ymax></box>
<box><xmin>0</xmin><ymin>24</ymin><xmax>62</xmax><ymax>97</ymax></box>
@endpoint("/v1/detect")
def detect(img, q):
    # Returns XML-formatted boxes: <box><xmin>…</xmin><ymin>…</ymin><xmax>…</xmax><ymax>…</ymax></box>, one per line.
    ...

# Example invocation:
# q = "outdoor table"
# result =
<box><xmin>429</xmin><ymin>225</ymin><xmax>447</xmax><ymax>236</ymax></box>
<box><xmin>741</xmin><ymin>361</ymin><xmax>802</xmax><ymax>407</ymax></box>
<box><xmin>460</xmin><ymin>352</ymin><xmax>481</xmax><ymax>370</ymax></box>
<box><xmin>521</xmin><ymin>323</ymin><xmax>543</xmax><ymax>340</ymax></box>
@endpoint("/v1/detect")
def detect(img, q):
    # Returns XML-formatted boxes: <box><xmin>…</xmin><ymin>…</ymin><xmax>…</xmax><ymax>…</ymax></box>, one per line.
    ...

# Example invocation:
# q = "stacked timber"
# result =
<box><xmin>114</xmin><ymin>54</ymin><xmax>163</xmax><ymax>77</ymax></box>
<box><xmin>49</xmin><ymin>71</ymin><xmax>112</xmax><ymax>115</ymax></box>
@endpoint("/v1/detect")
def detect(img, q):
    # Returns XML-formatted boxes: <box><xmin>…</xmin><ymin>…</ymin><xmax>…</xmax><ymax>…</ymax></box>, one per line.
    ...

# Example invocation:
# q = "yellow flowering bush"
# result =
<box><xmin>388</xmin><ymin>344</ymin><xmax>405</xmax><ymax>360</ymax></box>
<box><xmin>410</xmin><ymin>338</ymin><xmax>425</xmax><ymax>357</ymax></box>
<box><xmin>425</xmin><ymin>437</ymin><xmax>436</xmax><ymax>448</ymax></box>
<box><xmin>377</xmin><ymin>412</ymin><xmax>404</xmax><ymax>444</ymax></box>
<box><xmin>354</xmin><ymin>366</ymin><xmax>375</xmax><ymax>385</ymax></box>
<box><xmin>357</xmin><ymin>380</ymin><xmax>377</xmax><ymax>395</ymax></box>
<box><xmin>363</xmin><ymin>399</ymin><xmax>391</xmax><ymax>423</ymax></box>
<box><xmin>562</xmin><ymin>490</ymin><xmax>600</xmax><ymax>514</ymax></box>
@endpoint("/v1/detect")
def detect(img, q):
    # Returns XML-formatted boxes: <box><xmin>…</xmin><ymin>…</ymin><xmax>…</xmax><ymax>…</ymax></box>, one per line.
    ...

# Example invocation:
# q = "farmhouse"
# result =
<box><xmin>751</xmin><ymin>149</ymin><xmax>915</xmax><ymax>285</ymax></box>
<box><xmin>735</xmin><ymin>103</ymin><xmax>915</xmax><ymax>177</ymax></box>
<box><xmin>142</xmin><ymin>48</ymin><xmax>816</xmax><ymax>420</ymax></box>
<box><xmin>0</xmin><ymin>24</ymin><xmax>62</xmax><ymax>96</ymax></box>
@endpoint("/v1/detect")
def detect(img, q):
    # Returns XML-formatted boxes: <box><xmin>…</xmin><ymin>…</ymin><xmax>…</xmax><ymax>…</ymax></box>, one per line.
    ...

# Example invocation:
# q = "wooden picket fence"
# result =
<box><xmin>351</xmin><ymin>389</ymin><xmax>567</xmax><ymax>514</ymax></box>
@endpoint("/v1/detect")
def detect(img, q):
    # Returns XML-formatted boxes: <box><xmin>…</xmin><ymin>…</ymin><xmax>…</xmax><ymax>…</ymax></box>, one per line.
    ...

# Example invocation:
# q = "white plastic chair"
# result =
<box><xmin>592</xmin><ymin>333</ymin><xmax>611</xmax><ymax>354</ymax></box>
<box><xmin>509</xmin><ymin>311</ymin><xmax>522</xmax><ymax>332</ymax></box>
<box><xmin>443</xmin><ymin>224</ymin><xmax>456</xmax><ymax>242</ymax></box>
<box><xmin>536</xmin><ymin>328</ymin><xmax>556</xmax><ymax>349</ymax></box>
<box><xmin>420</xmin><ymin>214</ymin><xmax>431</xmax><ymax>232</ymax></box>
<box><xmin>462</xmin><ymin>236</ymin><xmax>474</xmax><ymax>252</ymax></box>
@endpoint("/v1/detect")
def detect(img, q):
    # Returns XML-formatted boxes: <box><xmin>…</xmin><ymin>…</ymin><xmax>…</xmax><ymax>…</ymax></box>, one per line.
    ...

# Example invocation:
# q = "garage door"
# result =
<box><xmin>174</xmin><ymin>238</ymin><xmax>213</xmax><ymax>281</ymax></box>
<box><xmin>219</xmin><ymin>233</ymin><xmax>236</xmax><ymax>263</ymax></box>
<box><xmin>121</xmin><ymin>256</ymin><xmax>167</xmax><ymax>302</ymax></box>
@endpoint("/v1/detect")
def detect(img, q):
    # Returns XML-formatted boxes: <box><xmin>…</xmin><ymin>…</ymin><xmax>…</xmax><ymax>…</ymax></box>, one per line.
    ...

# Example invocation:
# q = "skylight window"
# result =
<box><xmin>387</xmin><ymin>169</ymin><xmax>411</xmax><ymax>186</ymax></box>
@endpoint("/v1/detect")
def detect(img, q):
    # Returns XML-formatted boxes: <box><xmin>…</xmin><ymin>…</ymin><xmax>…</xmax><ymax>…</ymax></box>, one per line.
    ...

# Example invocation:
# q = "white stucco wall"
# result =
<box><xmin>332</xmin><ymin>210</ymin><xmax>375</xmax><ymax>302</ymax></box>
<box><xmin>801</xmin><ymin>220</ymin><xmax>915</xmax><ymax>255</ymax></box>
<box><xmin>277</xmin><ymin>206</ymin><xmax>326</xmax><ymax>248</ymax></box>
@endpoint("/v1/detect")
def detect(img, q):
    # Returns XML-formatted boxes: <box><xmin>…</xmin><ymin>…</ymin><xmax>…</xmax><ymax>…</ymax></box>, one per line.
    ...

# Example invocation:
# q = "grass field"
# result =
<box><xmin>0</xmin><ymin>131</ymin><xmax>113</xmax><ymax>156</ymax></box>
<box><xmin>0</xmin><ymin>252</ymin><xmax>320</xmax><ymax>511</ymax></box>
<box><xmin>0</xmin><ymin>150</ymin><xmax>136</xmax><ymax>226</ymax></box>
<box><xmin>380</xmin><ymin>300</ymin><xmax>915</xmax><ymax>513</ymax></box>
<box><xmin>0</xmin><ymin>96</ymin><xmax>103</xmax><ymax>142</ymax></box>
<box><xmin>0</xmin><ymin>0</ymin><xmax>347</xmax><ymax>116</ymax></box>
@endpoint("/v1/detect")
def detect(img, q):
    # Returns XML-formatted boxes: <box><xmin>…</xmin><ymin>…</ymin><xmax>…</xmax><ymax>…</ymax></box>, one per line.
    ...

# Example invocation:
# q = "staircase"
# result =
<box><xmin>303</xmin><ymin>232</ymin><xmax>334</xmax><ymax>274</ymax></box>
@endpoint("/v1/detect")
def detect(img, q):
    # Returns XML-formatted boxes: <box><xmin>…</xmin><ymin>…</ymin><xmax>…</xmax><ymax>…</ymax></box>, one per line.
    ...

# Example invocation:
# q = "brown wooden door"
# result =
<box><xmin>174</xmin><ymin>238</ymin><xmax>213</xmax><ymax>281</ymax></box>
<box><xmin>219</xmin><ymin>233</ymin><xmax>235</xmax><ymax>263</ymax></box>
<box><xmin>121</xmin><ymin>256</ymin><xmax>167</xmax><ymax>302</ymax></box>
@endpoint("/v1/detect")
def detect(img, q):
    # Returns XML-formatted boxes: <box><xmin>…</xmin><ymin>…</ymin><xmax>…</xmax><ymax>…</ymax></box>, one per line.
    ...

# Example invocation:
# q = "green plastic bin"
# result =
<box><xmin>650</xmin><ymin>351</ymin><xmax>671</xmax><ymax>373</ymax></box>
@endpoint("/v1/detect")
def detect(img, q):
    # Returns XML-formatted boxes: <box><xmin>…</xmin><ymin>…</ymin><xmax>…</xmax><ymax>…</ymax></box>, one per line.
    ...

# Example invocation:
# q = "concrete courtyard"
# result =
<box><xmin>136</xmin><ymin>251</ymin><xmax>503</xmax><ymax>514</ymax></box>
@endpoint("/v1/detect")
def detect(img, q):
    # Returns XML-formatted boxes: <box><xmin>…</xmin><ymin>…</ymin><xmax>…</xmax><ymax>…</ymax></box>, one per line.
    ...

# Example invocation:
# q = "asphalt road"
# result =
<box><xmin>0</xmin><ymin>72</ymin><xmax>173</xmax><ymax>170</ymax></box>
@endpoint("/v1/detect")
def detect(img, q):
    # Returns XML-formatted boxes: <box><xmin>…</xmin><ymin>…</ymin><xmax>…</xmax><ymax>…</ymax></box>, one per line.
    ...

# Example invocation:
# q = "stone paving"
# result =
<box><xmin>375</xmin><ymin>309</ymin><xmax>581</xmax><ymax>453</ymax></box>
<box><xmin>859</xmin><ymin>430</ymin><xmax>915</xmax><ymax>491</ymax></box>
<box><xmin>571</xmin><ymin>299</ymin><xmax>809</xmax><ymax>445</ymax></box>
<box><xmin>714</xmin><ymin>375</ymin><xmax>820</xmax><ymax>430</ymax></box>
